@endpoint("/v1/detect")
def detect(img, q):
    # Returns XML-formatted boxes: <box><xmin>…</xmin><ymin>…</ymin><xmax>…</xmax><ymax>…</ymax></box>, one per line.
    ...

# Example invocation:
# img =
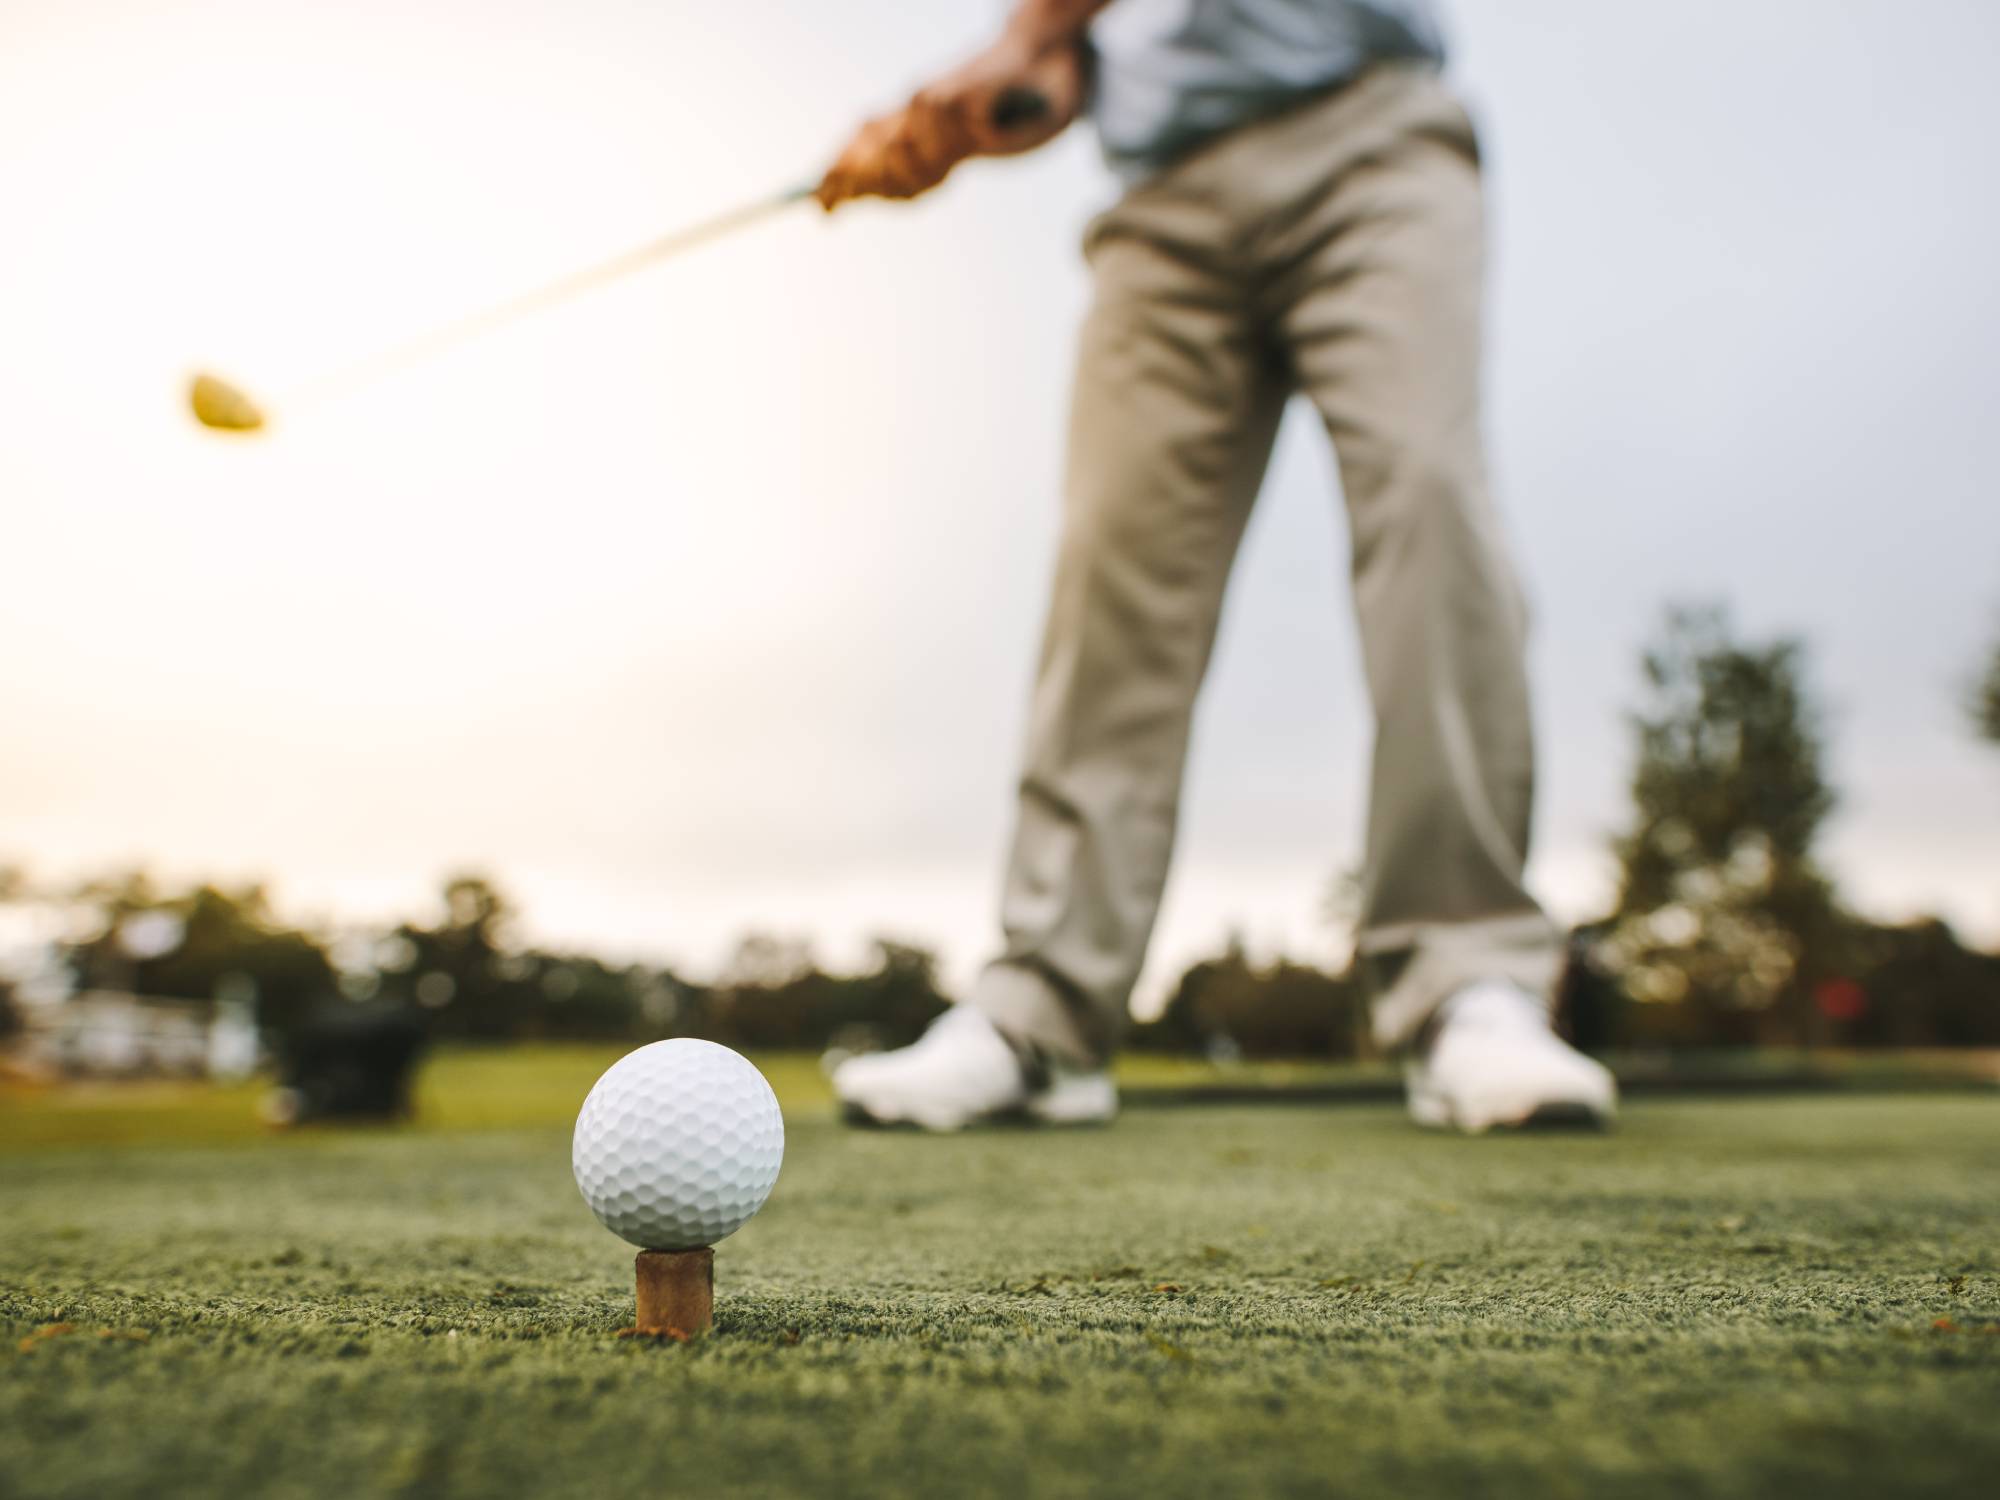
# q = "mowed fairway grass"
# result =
<box><xmin>3</xmin><ymin>1048</ymin><xmax>1997</xmax><ymax>1499</ymax></box>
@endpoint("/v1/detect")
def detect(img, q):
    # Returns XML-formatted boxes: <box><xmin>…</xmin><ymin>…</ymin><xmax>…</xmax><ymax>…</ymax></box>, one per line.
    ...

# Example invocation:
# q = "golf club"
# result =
<box><xmin>189</xmin><ymin>87</ymin><xmax>1051</xmax><ymax>435</ymax></box>
<box><xmin>188</xmin><ymin>183</ymin><xmax>813</xmax><ymax>434</ymax></box>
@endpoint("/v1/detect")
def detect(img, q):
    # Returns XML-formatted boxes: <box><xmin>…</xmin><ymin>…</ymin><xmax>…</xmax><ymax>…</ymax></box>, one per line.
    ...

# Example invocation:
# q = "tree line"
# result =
<box><xmin>3</xmin><ymin>606</ymin><xmax>1997</xmax><ymax>1056</ymax></box>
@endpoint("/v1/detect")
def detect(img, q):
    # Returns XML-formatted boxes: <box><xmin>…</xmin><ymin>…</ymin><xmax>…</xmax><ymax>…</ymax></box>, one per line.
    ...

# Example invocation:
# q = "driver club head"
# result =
<box><xmin>188</xmin><ymin>372</ymin><xmax>268</xmax><ymax>434</ymax></box>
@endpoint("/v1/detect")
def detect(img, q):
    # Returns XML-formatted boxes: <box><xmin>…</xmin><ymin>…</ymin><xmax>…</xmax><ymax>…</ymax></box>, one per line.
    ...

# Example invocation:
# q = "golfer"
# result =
<box><xmin>818</xmin><ymin>0</ymin><xmax>1615</xmax><ymax>1133</ymax></box>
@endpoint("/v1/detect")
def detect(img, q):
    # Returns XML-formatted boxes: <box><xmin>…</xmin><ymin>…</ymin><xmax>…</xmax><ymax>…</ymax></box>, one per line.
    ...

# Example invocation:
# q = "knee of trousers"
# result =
<box><xmin>1349</xmin><ymin>454</ymin><xmax>1530</xmax><ymax>643</ymax></box>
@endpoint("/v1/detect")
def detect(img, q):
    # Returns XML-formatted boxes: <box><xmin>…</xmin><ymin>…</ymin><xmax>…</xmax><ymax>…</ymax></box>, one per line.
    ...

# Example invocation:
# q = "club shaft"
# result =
<box><xmin>294</xmin><ymin>183</ymin><xmax>815</xmax><ymax>406</ymax></box>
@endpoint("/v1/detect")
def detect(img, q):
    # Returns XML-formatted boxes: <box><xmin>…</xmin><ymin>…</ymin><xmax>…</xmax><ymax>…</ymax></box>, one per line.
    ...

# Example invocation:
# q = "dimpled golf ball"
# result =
<box><xmin>571</xmin><ymin>1040</ymin><xmax>784</xmax><ymax>1250</ymax></box>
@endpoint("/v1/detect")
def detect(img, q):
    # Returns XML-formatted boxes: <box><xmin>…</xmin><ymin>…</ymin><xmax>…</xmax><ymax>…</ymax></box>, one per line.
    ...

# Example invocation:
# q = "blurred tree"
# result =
<box><xmin>62</xmin><ymin>875</ymin><xmax>336</xmax><ymax>1038</ymax></box>
<box><xmin>709</xmin><ymin>936</ymin><xmax>947</xmax><ymax>1051</ymax></box>
<box><xmin>1973</xmin><ymin>623</ymin><xmax>2000</xmax><ymax>745</ymax></box>
<box><xmin>1</xmin><ymin>866</ymin><xmax>33</xmax><ymax>1038</ymax></box>
<box><xmin>1553</xmin><ymin>922</ymin><xmax>1625</xmax><ymax>1054</ymax></box>
<box><xmin>527</xmin><ymin>955</ymin><xmax>690</xmax><ymax>1041</ymax></box>
<box><xmin>719</xmin><ymin>933</ymin><xmax>818</xmax><ymax>990</ymax></box>
<box><xmin>1600</xmin><ymin>606</ymin><xmax>1841</xmax><ymax>1048</ymax></box>
<box><xmin>1833</xmin><ymin>917</ymin><xmax>2000</xmax><ymax>1049</ymax></box>
<box><xmin>442</xmin><ymin>876</ymin><xmax>511</xmax><ymax>942</ymax></box>
<box><xmin>837</xmin><ymin>940</ymin><xmax>954</xmax><ymax>1047</ymax></box>
<box><xmin>1131</xmin><ymin>936</ymin><xmax>1365</xmax><ymax>1059</ymax></box>
<box><xmin>377</xmin><ymin>874</ymin><xmax>543</xmax><ymax>1039</ymax></box>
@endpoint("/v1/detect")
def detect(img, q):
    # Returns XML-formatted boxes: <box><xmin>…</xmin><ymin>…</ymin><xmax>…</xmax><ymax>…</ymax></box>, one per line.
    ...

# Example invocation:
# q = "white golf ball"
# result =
<box><xmin>571</xmin><ymin>1039</ymin><xmax>784</xmax><ymax>1250</ymax></box>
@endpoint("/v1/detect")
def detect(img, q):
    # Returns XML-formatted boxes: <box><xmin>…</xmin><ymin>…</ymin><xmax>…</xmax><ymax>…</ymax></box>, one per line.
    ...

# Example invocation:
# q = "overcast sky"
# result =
<box><xmin>2</xmin><ymin>0</ymin><xmax>1996</xmax><ymax>1003</ymax></box>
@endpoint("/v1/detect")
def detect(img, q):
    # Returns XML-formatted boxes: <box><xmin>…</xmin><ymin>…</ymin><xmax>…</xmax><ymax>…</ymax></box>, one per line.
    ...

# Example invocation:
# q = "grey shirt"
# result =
<box><xmin>1088</xmin><ymin>0</ymin><xmax>1446</xmax><ymax>182</ymax></box>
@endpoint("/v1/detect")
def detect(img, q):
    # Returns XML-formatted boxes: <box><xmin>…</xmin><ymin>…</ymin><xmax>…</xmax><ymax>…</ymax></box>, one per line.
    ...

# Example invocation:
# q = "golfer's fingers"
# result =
<box><xmin>881</xmin><ymin>115</ymin><xmax>960</xmax><ymax>199</ymax></box>
<box><xmin>904</xmin><ymin>92</ymin><xmax>971</xmax><ymax>172</ymax></box>
<box><xmin>815</xmin><ymin>153</ymin><xmax>863</xmax><ymax>209</ymax></box>
<box><xmin>818</xmin><ymin>107</ymin><xmax>957</xmax><ymax>207</ymax></box>
<box><xmin>816</xmin><ymin>116</ymin><xmax>893</xmax><ymax>208</ymax></box>
<box><xmin>879</xmin><ymin>137</ymin><xmax>930</xmax><ymax>199</ymax></box>
<box><xmin>815</xmin><ymin>154</ymin><xmax>859</xmax><ymax>209</ymax></box>
<box><xmin>829</xmin><ymin>136</ymin><xmax>921</xmax><ymax>203</ymax></box>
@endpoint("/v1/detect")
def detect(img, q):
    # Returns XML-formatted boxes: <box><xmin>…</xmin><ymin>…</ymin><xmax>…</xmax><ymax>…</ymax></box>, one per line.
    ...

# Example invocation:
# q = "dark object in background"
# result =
<box><xmin>1555</xmin><ymin>926</ymin><xmax>1623</xmax><ymax>1055</ymax></box>
<box><xmin>1130</xmin><ymin>942</ymin><xmax>1368</xmax><ymax>1059</ymax></box>
<box><xmin>267</xmin><ymin>1003</ymin><xmax>426</xmax><ymax>1125</ymax></box>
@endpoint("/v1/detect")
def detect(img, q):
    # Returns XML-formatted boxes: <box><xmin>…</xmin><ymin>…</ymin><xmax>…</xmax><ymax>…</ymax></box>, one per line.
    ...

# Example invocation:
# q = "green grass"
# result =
<box><xmin>7</xmin><ymin>1046</ymin><xmax>1991</xmax><ymax>1153</ymax></box>
<box><xmin>0</xmin><ymin>1045</ymin><xmax>698</xmax><ymax>1150</ymax></box>
<box><xmin>2</xmin><ymin>1063</ymin><xmax>1997</xmax><ymax>1498</ymax></box>
<box><xmin>0</xmin><ymin>1047</ymin><xmax>1401</xmax><ymax>1151</ymax></box>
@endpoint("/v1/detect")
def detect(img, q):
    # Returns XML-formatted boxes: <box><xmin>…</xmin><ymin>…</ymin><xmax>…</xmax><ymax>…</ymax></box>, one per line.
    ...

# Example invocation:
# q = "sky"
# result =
<box><xmin>2</xmin><ymin>0</ymin><xmax>1997</xmax><ymax>1006</ymax></box>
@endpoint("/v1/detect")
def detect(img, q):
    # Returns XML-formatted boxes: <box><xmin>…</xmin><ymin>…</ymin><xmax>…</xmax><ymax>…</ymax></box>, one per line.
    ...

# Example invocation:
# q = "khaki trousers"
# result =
<box><xmin>974</xmin><ymin>65</ymin><xmax>1562</xmax><ymax>1065</ymax></box>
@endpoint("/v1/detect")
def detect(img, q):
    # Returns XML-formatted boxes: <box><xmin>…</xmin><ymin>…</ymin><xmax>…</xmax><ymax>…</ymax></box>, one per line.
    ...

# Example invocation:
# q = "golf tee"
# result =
<box><xmin>633</xmin><ymin>1248</ymin><xmax>714</xmax><ymax>1337</ymax></box>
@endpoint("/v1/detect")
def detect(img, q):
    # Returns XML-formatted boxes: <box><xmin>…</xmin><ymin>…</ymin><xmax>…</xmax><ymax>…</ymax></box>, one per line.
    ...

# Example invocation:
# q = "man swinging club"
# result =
<box><xmin>817</xmin><ymin>0</ymin><xmax>1615</xmax><ymax>1134</ymax></box>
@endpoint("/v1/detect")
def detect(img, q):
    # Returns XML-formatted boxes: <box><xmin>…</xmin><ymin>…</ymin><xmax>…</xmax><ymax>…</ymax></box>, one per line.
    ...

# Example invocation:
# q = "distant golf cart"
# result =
<box><xmin>265</xmin><ymin>1002</ymin><xmax>427</xmax><ymax>1126</ymax></box>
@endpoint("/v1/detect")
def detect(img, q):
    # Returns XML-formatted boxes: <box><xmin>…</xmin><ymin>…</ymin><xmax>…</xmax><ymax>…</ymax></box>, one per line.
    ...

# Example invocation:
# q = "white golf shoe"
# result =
<box><xmin>830</xmin><ymin>1005</ymin><xmax>1118</xmax><ymax>1131</ymax></box>
<box><xmin>1405</xmin><ymin>980</ymin><xmax>1617</xmax><ymax>1133</ymax></box>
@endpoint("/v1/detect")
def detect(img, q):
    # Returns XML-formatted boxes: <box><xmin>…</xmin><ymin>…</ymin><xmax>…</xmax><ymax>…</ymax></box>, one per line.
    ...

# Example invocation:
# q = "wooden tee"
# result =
<box><xmin>632</xmin><ymin>1248</ymin><xmax>713</xmax><ymax>1337</ymax></box>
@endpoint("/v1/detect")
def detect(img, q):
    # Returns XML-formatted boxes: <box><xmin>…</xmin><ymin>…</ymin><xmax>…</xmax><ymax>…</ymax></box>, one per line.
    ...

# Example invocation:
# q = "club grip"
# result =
<box><xmin>990</xmin><ymin>87</ymin><xmax>1051</xmax><ymax>132</ymax></box>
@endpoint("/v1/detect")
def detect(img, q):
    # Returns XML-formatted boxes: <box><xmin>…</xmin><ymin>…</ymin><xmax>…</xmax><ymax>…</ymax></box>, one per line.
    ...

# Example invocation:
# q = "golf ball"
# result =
<box><xmin>571</xmin><ymin>1040</ymin><xmax>784</xmax><ymax>1250</ymax></box>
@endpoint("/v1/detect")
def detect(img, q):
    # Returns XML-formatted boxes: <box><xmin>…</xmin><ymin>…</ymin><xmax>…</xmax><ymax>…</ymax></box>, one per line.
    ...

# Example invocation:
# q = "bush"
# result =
<box><xmin>702</xmin><ymin>939</ymin><xmax>949</xmax><ymax>1052</ymax></box>
<box><xmin>1131</xmin><ymin>942</ymin><xmax>1365</xmax><ymax>1059</ymax></box>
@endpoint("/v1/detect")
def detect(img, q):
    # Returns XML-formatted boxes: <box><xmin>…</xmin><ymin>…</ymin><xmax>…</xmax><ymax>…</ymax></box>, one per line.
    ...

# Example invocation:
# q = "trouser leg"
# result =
<box><xmin>1265</xmin><ymin>73</ymin><xmax>1561</xmax><ymax>1048</ymax></box>
<box><xmin>973</xmin><ymin>207</ymin><xmax>1287</xmax><ymax>1067</ymax></box>
<box><xmin>980</xmin><ymin>66</ymin><xmax>1561</xmax><ymax>1063</ymax></box>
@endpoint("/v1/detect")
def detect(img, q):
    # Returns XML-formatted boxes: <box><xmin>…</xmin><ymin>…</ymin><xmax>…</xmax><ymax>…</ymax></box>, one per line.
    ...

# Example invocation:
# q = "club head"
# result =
<box><xmin>189</xmin><ymin>373</ymin><xmax>266</xmax><ymax>434</ymax></box>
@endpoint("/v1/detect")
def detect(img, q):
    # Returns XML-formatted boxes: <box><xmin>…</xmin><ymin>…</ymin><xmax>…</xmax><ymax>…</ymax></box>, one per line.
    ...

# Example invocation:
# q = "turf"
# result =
<box><xmin>3</xmin><ymin>1090</ymin><xmax>1997</xmax><ymax>1498</ymax></box>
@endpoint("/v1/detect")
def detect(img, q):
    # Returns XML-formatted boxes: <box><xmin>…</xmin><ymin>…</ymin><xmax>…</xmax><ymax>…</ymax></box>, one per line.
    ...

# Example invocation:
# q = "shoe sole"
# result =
<box><xmin>1511</xmin><ymin>1101</ymin><xmax>1612</xmax><ymax>1131</ymax></box>
<box><xmin>1408</xmin><ymin>1087</ymin><xmax>1614</xmax><ymax>1134</ymax></box>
